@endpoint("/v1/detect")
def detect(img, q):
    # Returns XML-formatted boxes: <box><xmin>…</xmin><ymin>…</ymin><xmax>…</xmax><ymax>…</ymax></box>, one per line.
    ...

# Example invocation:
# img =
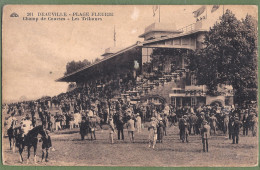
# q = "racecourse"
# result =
<box><xmin>2</xmin><ymin>124</ymin><xmax>258</xmax><ymax>167</ymax></box>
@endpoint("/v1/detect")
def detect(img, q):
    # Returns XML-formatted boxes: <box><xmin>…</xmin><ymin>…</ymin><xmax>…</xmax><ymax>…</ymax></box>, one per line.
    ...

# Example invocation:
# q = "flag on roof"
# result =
<box><xmin>114</xmin><ymin>26</ymin><xmax>116</xmax><ymax>43</ymax></box>
<box><xmin>211</xmin><ymin>5</ymin><xmax>220</xmax><ymax>13</ymax></box>
<box><xmin>192</xmin><ymin>6</ymin><xmax>206</xmax><ymax>18</ymax></box>
<box><xmin>153</xmin><ymin>5</ymin><xmax>159</xmax><ymax>17</ymax></box>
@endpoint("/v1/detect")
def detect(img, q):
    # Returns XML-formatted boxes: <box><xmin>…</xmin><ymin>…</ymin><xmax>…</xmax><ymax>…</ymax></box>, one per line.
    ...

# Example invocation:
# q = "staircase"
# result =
<box><xmin>141</xmin><ymin>72</ymin><xmax>186</xmax><ymax>103</ymax></box>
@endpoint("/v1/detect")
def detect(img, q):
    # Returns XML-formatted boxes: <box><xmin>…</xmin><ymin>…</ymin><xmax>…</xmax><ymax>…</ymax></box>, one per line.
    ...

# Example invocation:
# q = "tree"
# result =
<box><xmin>64</xmin><ymin>59</ymin><xmax>91</xmax><ymax>75</ymax></box>
<box><xmin>188</xmin><ymin>10</ymin><xmax>257</xmax><ymax>105</ymax></box>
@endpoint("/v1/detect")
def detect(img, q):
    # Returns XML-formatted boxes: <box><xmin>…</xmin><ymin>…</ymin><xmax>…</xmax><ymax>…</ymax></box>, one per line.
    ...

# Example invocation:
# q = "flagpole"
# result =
<box><xmin>159</xmin><ymin>5</ymin><xmax>160</xmax><ymax>23</ymax></box>
<box><xmin>114</xmin><ymin>25</ymin><xmax>116</xmax><ymax>47</ymax></box>
<box><xmin>206</xmin><ymin>6</ymin><xmax>207</xmax><ymax>19</ymax></box>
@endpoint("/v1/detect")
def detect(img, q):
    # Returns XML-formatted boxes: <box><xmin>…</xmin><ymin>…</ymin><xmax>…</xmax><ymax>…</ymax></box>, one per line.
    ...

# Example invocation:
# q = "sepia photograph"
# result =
<box><xmin>2</xmin><ymin>5</ymin><xmax>258</xmax><ymax>167</ymax></box>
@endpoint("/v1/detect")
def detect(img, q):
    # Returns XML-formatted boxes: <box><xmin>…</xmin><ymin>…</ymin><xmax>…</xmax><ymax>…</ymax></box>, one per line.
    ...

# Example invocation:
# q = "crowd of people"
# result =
<box><xmin>4</xmin><ymin>84</ymin><xmax>258</xmax><ymax>153</ymax></box>
<box><xmin>3</xmin><ymin>69</ymin><xmax>258</xmax><ymax>153</ymax></box>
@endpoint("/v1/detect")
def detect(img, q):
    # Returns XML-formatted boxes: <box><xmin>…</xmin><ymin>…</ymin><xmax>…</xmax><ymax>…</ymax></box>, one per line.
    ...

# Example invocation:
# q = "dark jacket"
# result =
<box><xmin>233</xmin><ymin>120</ymin><xmax>242</xmax><ymax>134</ymax></box>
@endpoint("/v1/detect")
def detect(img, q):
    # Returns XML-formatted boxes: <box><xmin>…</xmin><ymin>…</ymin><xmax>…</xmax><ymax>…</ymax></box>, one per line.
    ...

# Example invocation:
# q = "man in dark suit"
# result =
<box><xmin>179</xmin><ymin>115</ymin><xmax>189</xmax><ymax>143</ymax></box>
<box><xmin>201</xmin><ymin>120</ymin><xmax>210</xmax><ymax>152</ymax></box>
<box><xmin>242</xmin><ymin>110</ymin><xmax>249</xmax><ymax>136</ymax></box>
<box><xmin>115</xmin><ymin>111</ymin><xmax>125</xmax><ymax>140</ymax></box>
<box><xmin>41</xmin><ymin>130</ymin><xmax>52</xmax><ymax>162</ymax></box>
<box><xmin>189</xmin><ymin>113</ymin><xmax>198</xmax><ymax>135</ymax></box>
<box><xmin>232</xmin><ymin>117</ymin><xmax>242</xmax><ymax>144</ymax></box>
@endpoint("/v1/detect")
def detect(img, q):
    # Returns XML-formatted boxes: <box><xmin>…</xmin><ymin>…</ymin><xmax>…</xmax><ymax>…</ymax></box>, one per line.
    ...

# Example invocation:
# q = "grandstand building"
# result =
<box><xmin>57</xmin><ymin>21</ymin><xmax>234</xmax><ymax>107</ymax></box>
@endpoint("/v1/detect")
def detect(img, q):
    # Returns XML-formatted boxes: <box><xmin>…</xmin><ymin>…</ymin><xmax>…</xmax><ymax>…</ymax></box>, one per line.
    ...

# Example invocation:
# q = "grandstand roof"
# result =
<box><xmin>56</xmin><ymin>43</ymin><xmax>142</xmax><ymax>82</ymax></box>
<box><xmin>56</xmin><ymin>28</ymin><xmax>207</xmax><ymax>83</ymax></box>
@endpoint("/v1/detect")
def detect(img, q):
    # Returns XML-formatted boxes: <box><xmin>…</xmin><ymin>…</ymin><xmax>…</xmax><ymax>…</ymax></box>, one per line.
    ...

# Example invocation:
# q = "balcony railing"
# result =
<box><xmin>177</xmin><ymin>21</ymin><xmax>203</xmax><ymax>34</ymax></box>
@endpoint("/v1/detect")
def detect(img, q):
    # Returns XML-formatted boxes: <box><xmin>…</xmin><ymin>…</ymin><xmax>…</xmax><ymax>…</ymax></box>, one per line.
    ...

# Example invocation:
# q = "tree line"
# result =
<box><xmin>64</xmin><ymin>58</ymin><xmax>101</xmax><ymax>75</ymax></box>
<box><xmin>188</xmin><ymin>9</ymin><xmax>258</xmax><ymax>105</ymax></box>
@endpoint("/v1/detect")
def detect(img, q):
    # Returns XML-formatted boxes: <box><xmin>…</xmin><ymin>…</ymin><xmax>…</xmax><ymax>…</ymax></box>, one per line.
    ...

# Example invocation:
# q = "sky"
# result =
<box><xmin>2</xmin><ymin>5</ymin><xmax>258</xmax><ymax>102</ymax></box>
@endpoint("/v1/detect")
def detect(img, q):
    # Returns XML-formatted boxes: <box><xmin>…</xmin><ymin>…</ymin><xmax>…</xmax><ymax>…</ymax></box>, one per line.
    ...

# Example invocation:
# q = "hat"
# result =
<box><xmin>136</xmin><ymin>113</ymin><xmax>140</xmax><ymax>116</ymax></box>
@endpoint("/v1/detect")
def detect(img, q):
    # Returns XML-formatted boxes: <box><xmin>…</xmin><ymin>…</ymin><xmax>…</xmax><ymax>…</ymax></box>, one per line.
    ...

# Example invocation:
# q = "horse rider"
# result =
<box><xmin>6</xmin><ymin>112</ymin><xmax>17</xmax><ymax>131</ymax></box>
<box><xmin>20</xmin><ymin>114</ymin><xmax>33</xmax><ymax>140</ymax></box>
<box><xmin>88</xmin><ymin>105</ymin><xmax>95</xmax><ymax>117</ymax></box>
<box><xmin>6</xmin><ymin>113</ymin><xmax>17</xmax><ymax>149</ymax></box>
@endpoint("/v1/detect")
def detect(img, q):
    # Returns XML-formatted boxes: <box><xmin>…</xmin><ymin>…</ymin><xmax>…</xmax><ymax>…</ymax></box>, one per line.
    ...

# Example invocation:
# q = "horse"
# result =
<box><xmin>80</xmin><ymin>115</ymin><xmax>103</xmax><ymax>140</ymax></box>
<box><xmin>15</xmin><ymin>125</ymin><xmax>47</xmax><ymax>164</ymax></box>
<box><xmin>7</xmin><ymin>119</ymin><xmax>18</xmax><ymax>153</ymax></box>
<box><xmin>79</xmin><ymin>118</ymin><xmax>90</xmax><ymax>140</ymax></box>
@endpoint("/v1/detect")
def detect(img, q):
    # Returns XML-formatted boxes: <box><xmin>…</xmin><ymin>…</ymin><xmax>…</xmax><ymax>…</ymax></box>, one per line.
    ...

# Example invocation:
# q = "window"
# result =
<box><xmin>142</xmin><ymin>48</ymin><xmax>153</xmax><ymax>64</ymax></box>
<box><xmin>191</xmin><ymin>97</ymin><xmax>196</xmax><ymax>107</ymax></box>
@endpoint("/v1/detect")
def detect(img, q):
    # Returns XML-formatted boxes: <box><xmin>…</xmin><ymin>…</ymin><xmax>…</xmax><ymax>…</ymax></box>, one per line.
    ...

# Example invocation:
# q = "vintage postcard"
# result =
<box><xmin>2</xmin><ymin>5</ymin><xmax>258</xmax><ymax>166</ymax></box>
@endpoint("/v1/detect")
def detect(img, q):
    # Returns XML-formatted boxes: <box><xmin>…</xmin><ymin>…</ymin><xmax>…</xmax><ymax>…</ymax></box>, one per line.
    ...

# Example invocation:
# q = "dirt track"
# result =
<box><xmin>2</xmin><ymin>125</ymin><xmax>258</xmax><ymax>167</ymax></box>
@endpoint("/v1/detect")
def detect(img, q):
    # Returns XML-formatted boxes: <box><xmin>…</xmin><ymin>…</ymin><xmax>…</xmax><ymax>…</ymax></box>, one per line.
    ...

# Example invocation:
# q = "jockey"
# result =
<box><xmin>6</xmin><ymin>113</ymin><xmax>17</xmax><ymax>129</ymax></box>
<box><xmin>20</xmin><ymin>114</ymin><xmax>33</xmax><ymax>138</ymax></box>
